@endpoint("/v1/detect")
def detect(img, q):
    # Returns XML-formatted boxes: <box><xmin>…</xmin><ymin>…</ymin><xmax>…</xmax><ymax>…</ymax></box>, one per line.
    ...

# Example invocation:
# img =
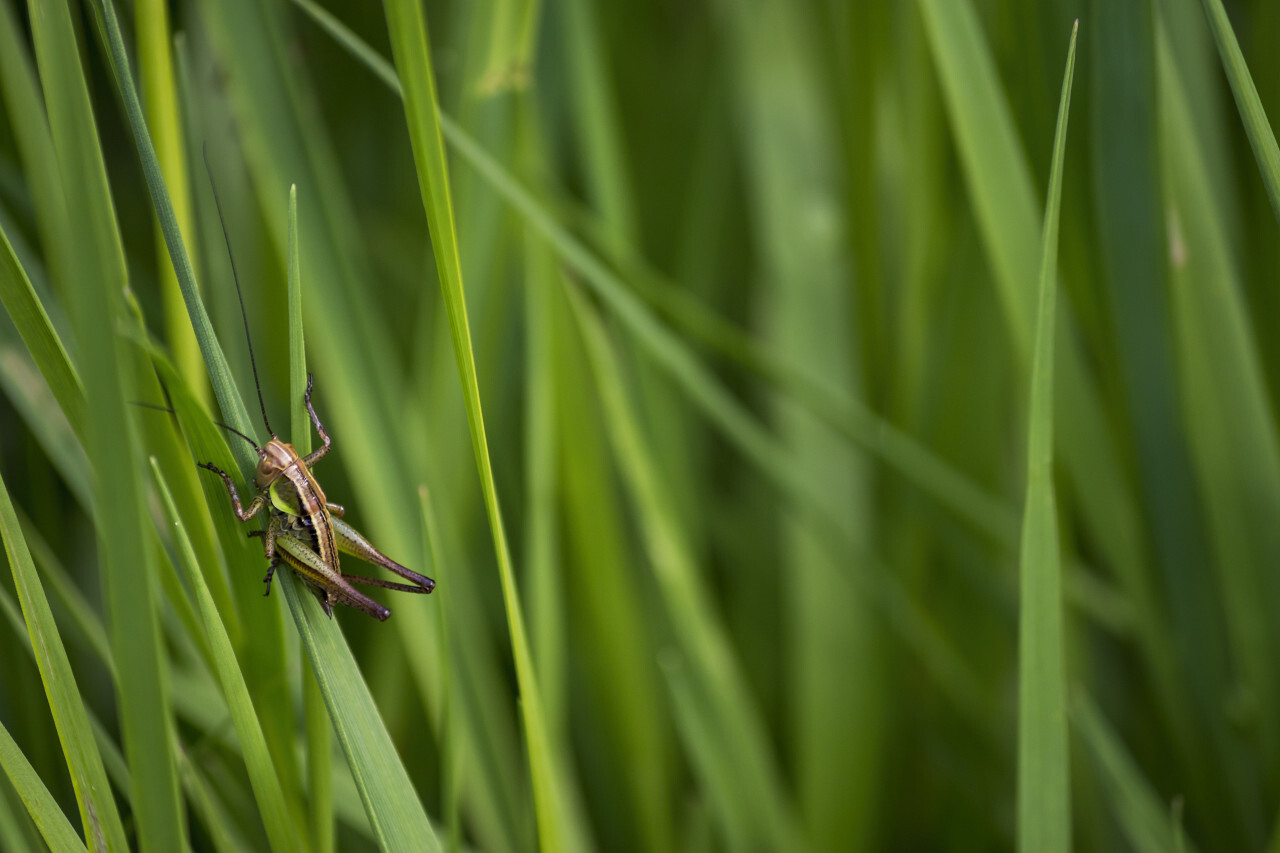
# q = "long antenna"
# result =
<box><xmin>131</xmin><ymin>401</ymin><xmax>263</xmax><ymax>453</ymax></box>
<box><xmin>203</xmin><ymin>143</ymin><xmax>276</xmax><ymax>439</ymax></box>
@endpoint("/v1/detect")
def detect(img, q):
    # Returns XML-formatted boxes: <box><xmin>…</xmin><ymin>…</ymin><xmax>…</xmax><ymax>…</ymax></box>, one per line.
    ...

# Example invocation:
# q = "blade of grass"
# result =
<box><xmin>0</xmin><ymin>462</ymin><xmax>126</xmax><ymax>852</ymax></box>
<box><xmin>1087</xmin><ymin>0</ymin><xmax>1216</xmax><ymax>809</ymax></box>
<box><xmin>106</xmin><ymin>7</ymin><xmax>441</xmax><ymax>837</ymax></box>
<box><xmin>0</xmin><ymin>346</ymin><xmax>90</xmax><ymax>512</ymax></box>
<box><xmin>275</xmin><ymin>568</ymin><xmax>441</xmax><ymax>852</ymax></box>
<box><xmin>285</xmin><ymin>3</ymin><xmax>1135</xmax><ymax>649</ymax></box>
<box><xmin>567</xmin><ymin>283</ymin><xmax>801</xmax><ymax>851</ymax></box>
<box><xmin>1157</xmin><ymin>16</ymin><xmax>1280</xmax><ymax>833</ymax></box>
<box><xmin>381</xmin><ymin>2</ymin><xmax>567</xmax><ymax>849</ymax></box>
<box><xmin>0</xmin><ymin>222</ymin><xmax>84</xmax><ymax>441</ymax></box>
<box><xmin>1073</xmin><ymin>691</ymin><xmax>1204</xmax><ymax>853</ymax></box>
<box><xmin>418</xmin><ymin>487</ymin><xmax>460</xmax><ymax>853</ymax></box>
<box><xmin>913</xmin><ymin>0</ymin><xmax>1170</xmax><ymax>686</ymax></box>
<box><xmin>723</xmin><ymin>2</ymin><xmax>884</xmax><ymax>849</ymax></box>
<box><xmin>1016</xmin><ymin>23</ymin><xmax>1076</xmax><ymax>853</ymax></box>
<box><xmin>0</xmin><ymin>717</ymin><xmax>87</xmax><ymax>853</ymax></box>
<box><xmin>26</xmin><ymin>0</ymin><xmax>186</xmax><ymax>847</ymax></box>
<box><xmin>0</xmin><ymin>0</ymin><xmax>73</xmax><ymax>308</ymax></box>
<box><xmin>135</xmin><ymin>0</ymin><xmax>206</xmax><ymax>407</ymax></box>
<box><xmin>285</xmin><ymin>184</ymin><xmax>333</xmax><ymax>853</ymax></box>
<box><xmin>148</xmin><ymin>458</ymin><xmax>302</xmax><ymax>853</ymax></box>
<box><xmin>1197</xmin><ymin>0</ymin><xmax>1280</xmax><ymax>224</ymax></box>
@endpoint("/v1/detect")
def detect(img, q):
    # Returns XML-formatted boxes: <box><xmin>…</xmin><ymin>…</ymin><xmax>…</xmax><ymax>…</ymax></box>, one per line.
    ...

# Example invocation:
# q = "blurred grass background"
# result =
<box><xmin>0</xmin><ymin>0</ymin><xmax>1278</xmax><ymax>850</ymax></box>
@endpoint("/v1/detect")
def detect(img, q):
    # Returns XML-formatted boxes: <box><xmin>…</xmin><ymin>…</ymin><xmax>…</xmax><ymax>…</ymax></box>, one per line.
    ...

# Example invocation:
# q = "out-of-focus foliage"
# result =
<box><xmin>0</xmin><ymin>0</ymin><xmax>1277</xmax><ymax>850</ymax></box>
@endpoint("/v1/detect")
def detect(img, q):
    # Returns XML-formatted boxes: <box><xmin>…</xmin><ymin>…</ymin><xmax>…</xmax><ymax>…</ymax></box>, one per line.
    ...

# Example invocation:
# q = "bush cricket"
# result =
<box><xmin>193</xmin><ymin>156</ymin><xmax>435</xmax><ymax>621</ymax></box>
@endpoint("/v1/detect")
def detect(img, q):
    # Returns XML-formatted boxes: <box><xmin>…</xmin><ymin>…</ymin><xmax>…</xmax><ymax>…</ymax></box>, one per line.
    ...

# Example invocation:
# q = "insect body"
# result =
<box><xmin>197</xmin><ymin>375</ymin><xmax>435</xmax><ymax>621</ymax></box>
<box><xmin>196</xmin><ymin>153</ymin><xmax>434</xmax><ymax>621</ymax></box>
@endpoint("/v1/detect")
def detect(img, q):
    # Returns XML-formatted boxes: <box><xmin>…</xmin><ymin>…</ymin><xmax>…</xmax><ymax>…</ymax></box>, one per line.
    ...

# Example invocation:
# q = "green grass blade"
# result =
<box><xmin>0</xmin><ymin>717</ymin><xmax>87</xmax><ymax>853</ymax></box>
<box><xmin>1156</xmin><ymin>15</ymin><xmax>1280</xmax><ymax>826</ymax></box>
<box><xmin>285</xmin><ymin>184</ymin><xmax>333</xmax><ymax>853</ymax></box>
<box><xmin>0</xmin><ymin>464</ymin><xmax>126</xmax><ymax>852</ymax></box>
<box><xmin>568</xmin><ymin>284</ymin><xmax>799</xmax><ymax>852</ymax></box>
<box><xmin>1198</xmin><ymin>0</ymin><xmax>1280</xmax><ymax>223</ymax></box>
<box><xmin>0</xmin><ymin>222</ymin><xmax>84</xmax><ymax>441</ymax></box>
<box><xmin>723</xmin><ymin>2</ymin><xmax>883</xmax><ymax>848</ymax></box>
<box><xmin>1073</xmin><ymin>692</ymin><xmax>1204</xmax><ymax>853</ymax></box>
<box><xmin>914</xmin><ymin>0</ymin><xmax>1158</xmax><ymax>662</ymax></box>
<box><xmin>0</xmin><ymin>0</ymin><xmax>73</xmax><ymax>308</ymax></box>
<box><xmin>148</xmin><ymin>458</ymin><xmax>302</xmax><ymax>853</ymax></box>
<box><xmin>1016</xmin><ymin>23</ymin><xmax>1076</xmax><ymax>853</ymax></box>
<box><xmin>275</xmin><ymin>569</ymin><xmax>441</xmax><ymax>852</ymax></box>
<box><xmin>381</xmin><ymin>2</ymin><xmax>566</xmax><ymax>849</ymax></box>
<box><xmin>135</xmin><ymin>0</ymin><xmax>206</xmax><ymax>407</ymax></box>
<box><xmin>0</xmin><ymin>346</ymin><xmax>90</xmax><ymax>512</ymax></box>
<box><xmin>478</xmin><ymin>0</ymin><xmax>540</xmax><ymax>93</ymax></box>
<box><xmin>97</xmin><ymin>0</ymin><xmax>313</xmax><ymax>828</ymax></box>
<box><xmin>26</xmin><ymin>0</ymin><xmax>186</xmax><ymax>847</ymax></box>
<box><xmin>418</xmin><ymin>487</ymin><xmax>460</xmax><ymax>853</ymax></box>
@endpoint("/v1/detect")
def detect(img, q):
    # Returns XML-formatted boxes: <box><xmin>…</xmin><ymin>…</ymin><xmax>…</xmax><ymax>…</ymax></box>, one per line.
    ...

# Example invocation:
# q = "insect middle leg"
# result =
<box><xmin>248</xmin><ymin>521</ymin><xmax>284</xmax><ymax>595</ymax></box>
<box><xmin>198</xmin><ymin>462</ymin><xmax>268</xmax><ymax>521</ymax></box>
<box><xmin>301</xmin><ymin>372</ymin><xmax>332</xmax><ymax>468</ymax></box>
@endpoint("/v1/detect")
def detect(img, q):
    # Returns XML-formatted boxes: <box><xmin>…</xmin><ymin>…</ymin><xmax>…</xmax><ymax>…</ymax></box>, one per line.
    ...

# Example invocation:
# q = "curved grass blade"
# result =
<box><xmin>26</xmin><ymin>0</ymin><xmax>185</xmax><ymax>846</ymax></box>
<box><xmin>0</xmin><ymin>222</ymin><xmax>84</xmax><ymax>436</ymax></box>
<box><xmin>96</xmin><ymin>0</ymin><xmax>444</xmax><ymax>842</ymax></box>
<box><xmin>291</xmin><ymin>1</ymin><xmax>1143</xmax><ymax>653</ymax></box>
<box><xmin>0</xmin><ymin>718</ymin><xmax>87</xmax><ymax>853</ymax></box>
<box><xmin>0</xmin><ymin>463</ymin><xmax>127</xmax><ymax>852</ymax></box>
<box><xmin>381</xmin><ymin>1</ymin><xmax>566</xmax><ymax>848</ymax></box>
<box><xmin>1016</xmin><ymin>23</ymin><xmax>1076</xmax><ymax>853</ymax></box>
<box><xmin>1073</xmin><ymin>692</ymin><xmax>1204</xmax><ymax>853</ymax></box>
<box><xmin>135</xmin><ymin>0</ymin><xmax>206</xmax><ymax>407</ymax></box>
<box><xmin>276</xmin><ymin>568</ymin><xmax>441</xmax><ymax>852</ymax></box>
<box><xmin>1157</xmin><ymin>17</ymin><xmax>1280</xmax><ymax>825</ymax></box>
<box><xmin>0</xmin><ymin>0</ymin><xmax>73</xmax><ymax>310</ymax></box>
<box><xmin>568</xmin><ymin>284</ymin><xmax>802</xmax><ymax>851</ymax></box>
<box><xmin>1198</xmin><ymin>0</ymin><xmax>1280</xmax><ymax>223</ymax></box>
<box><xmin>912</xmin><ymin>0</ymin><xmax>1165</xmax><ymax>660</ymax></box>
<box><xmin>149</xmin><ymin>458</ymin><xmax>302</xmax><ymax>853</ymax></box>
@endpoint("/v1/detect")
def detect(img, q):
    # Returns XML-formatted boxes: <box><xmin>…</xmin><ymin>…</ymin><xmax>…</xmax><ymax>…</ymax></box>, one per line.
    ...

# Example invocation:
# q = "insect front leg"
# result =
<box><xmin>248</xmin><ymin>520</ymin><xmax>285</xmax><ymax>595</ymax></box>
<box><xmin>198</xmin><ymin>462</ymin><xmax>267</xmax><ymax>521</ymax></box>
<box><xmin>301</xmin><ymin>372</ymin><xmax>332</xmax><ymax>468</ymax></box>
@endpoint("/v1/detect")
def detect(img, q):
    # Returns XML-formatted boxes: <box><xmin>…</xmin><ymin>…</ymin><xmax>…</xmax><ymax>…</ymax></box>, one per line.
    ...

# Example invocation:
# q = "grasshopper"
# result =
<box><xmin>194</xmin><ymin>156</ymin><xmax>434</xmax><ymax>621</ymax></box>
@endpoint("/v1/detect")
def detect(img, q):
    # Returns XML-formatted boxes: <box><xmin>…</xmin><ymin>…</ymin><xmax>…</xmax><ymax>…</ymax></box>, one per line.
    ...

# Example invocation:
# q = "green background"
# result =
<box><xmin>0</xmin><ymin>0</ymin><xmax>1275</xmax><ymax>850</ymax></box>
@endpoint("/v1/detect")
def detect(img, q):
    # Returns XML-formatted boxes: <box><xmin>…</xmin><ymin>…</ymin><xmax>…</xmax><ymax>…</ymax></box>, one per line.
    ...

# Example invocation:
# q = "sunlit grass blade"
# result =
<box><xmin>135</xmin><ymin>0</ymin><xmax>206</xmax><ymax>407</ymax></box>
<box><xmin>1073</xmin><ymin>692</ymin><xmax>1204</xmax><ymax>853</ymax></box>
<box><xmin>149</xmin><ymin>458</ymin><xmax>302</xmax><ymax>853</ymax></box>
<box><xmin>0</xmin><ymin>464</ymin><xmax>126</xmax><ymax>852</ymax></box>
<box><xmin>0</xmin><ymin>718</ymin><xmax>87</xmax><ymax>853</ymax></box>
<box><xmin>26</xmin><ymin>0</ymin><xmax>185</xmax><ymax>846</ymax></box>
<box><xmin>382</xmin><ymin>1</ymin><xmax>567</xmax><ymax>849</ymax></box>
<box><xmin>1016</xmin><ymin>23</ymin><xmax>1076</xmax><ymax>853</ymax></box>
<box><xmin>1198</xmin><ymin>0</ymin><xmax>1280</xmax><ymax>222</ymax></box>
